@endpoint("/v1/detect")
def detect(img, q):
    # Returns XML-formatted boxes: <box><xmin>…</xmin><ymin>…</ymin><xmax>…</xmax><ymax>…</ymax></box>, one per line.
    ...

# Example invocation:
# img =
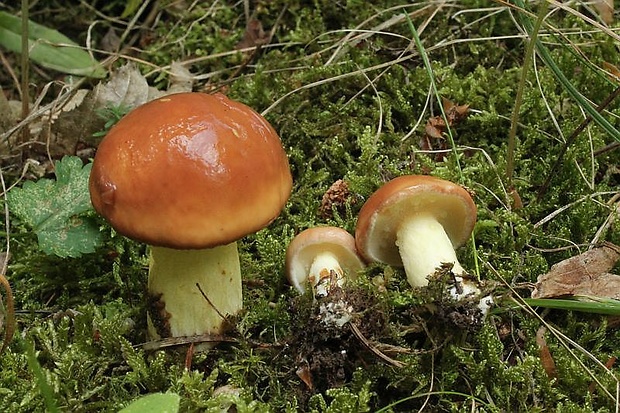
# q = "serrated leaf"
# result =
<box><xmin>119</xmin><ymin>393</ymin><xmax>180</xmax><ymax>413</ymax></box>
<box><xmin>8</xmin><ymin>156</ymin><xmax>102</xmax><ymax>258</ymax></box>
<box><xmin>0</xmin><ymin>11</ymin><xmax>106</xmax><ymax>78</ymax></box>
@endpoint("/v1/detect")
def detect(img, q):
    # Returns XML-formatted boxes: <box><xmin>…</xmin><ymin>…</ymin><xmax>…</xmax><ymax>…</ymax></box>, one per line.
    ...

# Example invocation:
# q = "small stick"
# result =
<box><xmin>20</xmin><ymin>0</ymin><xmax>30</xmax><ymax>146</ymax></box>
<box><xmin>349</xmin><ymin>322</ymin><xmax>404</xmax><ymax>368</ymax></box>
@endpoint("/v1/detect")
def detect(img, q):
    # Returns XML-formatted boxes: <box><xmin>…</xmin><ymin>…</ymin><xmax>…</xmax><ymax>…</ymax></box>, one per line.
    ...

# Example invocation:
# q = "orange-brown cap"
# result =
<box><xmin>355</xmin><ymin>175</ymin><xmax>476</xmax><ymax>266</ymax></box>
<box><xmin>286</xmin><ymin>226</ymin><xmax>364</xmax><ymax>293</ymax></box>
<box><xmin>89</xmin><ymin>92</ymin><xmax>292</xmax><ymax>249</ymax></box>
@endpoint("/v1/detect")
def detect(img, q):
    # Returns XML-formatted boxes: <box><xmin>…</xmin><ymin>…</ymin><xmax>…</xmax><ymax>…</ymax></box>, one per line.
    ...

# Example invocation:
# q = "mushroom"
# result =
<box><xmin>355</xmin><ymin>175</ymin><xmax>479</xmax><ymax>298</ymax></box>
<box><xmin>89</xmin><ymin>92</ymin><xmax>292</xmax><ymax>346</ymax></box>
<box><xmin>286</xmin><ymin>227</ymin><xmax>365</xmax><ymax>296</ymax></box>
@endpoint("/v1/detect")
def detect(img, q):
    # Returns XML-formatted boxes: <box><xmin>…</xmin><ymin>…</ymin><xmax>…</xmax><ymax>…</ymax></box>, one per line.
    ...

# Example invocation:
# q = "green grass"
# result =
<box><xmin>1</xmin><ymin>0</ymin><xmax>620</xmax><ymax>411</ymax></box>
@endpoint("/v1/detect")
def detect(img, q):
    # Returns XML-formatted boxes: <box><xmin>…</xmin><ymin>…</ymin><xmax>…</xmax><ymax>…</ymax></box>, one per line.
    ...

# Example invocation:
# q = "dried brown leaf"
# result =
<box><xmin>594</xmin><ymin>0</ymin><xmax>614</xmax><ymax>24</ymax></box>
<box><xmin>235</xmin><ymin>19</ymin><xmax>268</xmax><ymax>50</ymax></box>
<box><xmin>532</xmin><ymin>243</ymin><xmax>620</xmax><ymax>299</ymax></box>
<box><xmin>536</xmin><ymin>326</ymin><xmax>557</xmax><ymax>379</ymax></box>
<box><xmin>167</xmin><ymin>62</ymin><xmax>194</xmax><ymax>94</ymax></box>
<box><xmin>93</xmin><ymin>63</ymin><xmax>163</xmax><ymax>110</ymax></box>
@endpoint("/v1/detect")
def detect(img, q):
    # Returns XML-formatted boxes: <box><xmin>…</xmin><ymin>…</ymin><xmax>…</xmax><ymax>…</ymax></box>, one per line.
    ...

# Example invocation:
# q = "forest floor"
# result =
<box><xmin>1</xmin><ymin>0</ymin><xmax>620</xmax><ymax>411</ymax></box>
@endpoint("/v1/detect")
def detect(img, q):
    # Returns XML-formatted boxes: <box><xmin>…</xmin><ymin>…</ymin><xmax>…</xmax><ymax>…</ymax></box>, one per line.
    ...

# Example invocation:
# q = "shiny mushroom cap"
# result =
<box><xmin>355</xmin><ymin>175</ymin><xmax>476</xmax><ymax>267</ymax></box>
<box><xmin>89</xmin><ymin>92</ymin><xmax>292</xmax><ymax>249</ymax></box>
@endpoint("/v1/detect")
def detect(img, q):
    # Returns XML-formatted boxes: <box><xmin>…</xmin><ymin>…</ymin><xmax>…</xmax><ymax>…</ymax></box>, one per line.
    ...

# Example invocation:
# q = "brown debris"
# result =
<box><xmin>0</xmin><ymin>252</ymin><xmax>14</xmax><ymax>354</ymax></box>
<box><xmin>536</xmin><ymin>326</ymin><xmax>557</xmax><ymax>379</ymax></box>
<box><xmin>594</xmin><ymin>0</ymin><xmax>614</xmax><ymax>24</ymax></box>
<box><xmin>532</xmin><ymin>243</ymin><xmax>620</xmax><ymax>299</ymax></box>
<box><xmin>420</xmin><ymin>98</ymin><xmax>470</xmax><ymax>157</ymax></box>
<box><xmin>235</xmin><ymin>19</ymin><xmax>269</xmax><ymax>50</ymax></box>
<box><xmin>318</xmin><ymin>179</ymin><xmax>354</xmax><ymax>219</ymax></box>
<box><xmin>147</xmin><ymin>292</ymin><xmax>172</xmax><ymax>338</ymax></box>
<box><xmin>296</xmin><ymin>358</ymin><xmax>314</xmax><ymax>391</ymax></box>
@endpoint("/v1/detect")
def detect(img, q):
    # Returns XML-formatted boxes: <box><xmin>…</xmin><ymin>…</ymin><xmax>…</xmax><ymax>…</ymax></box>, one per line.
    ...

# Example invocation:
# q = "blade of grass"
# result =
<box><xmin>404</xmin><ymin>13</ymin><xmax>462</xmax><ymax>175</ymax></box>
<box><xmin>503</xmin><ymin>297</ymin><xmax>620</xmax><ymax>316</ymax></box>
<box><xmin>506</xmin><ymin>0</ymin><xmax>548</xmax><ymax>187</ymax></box>
<box><xmin>0</xmin><ymin>11</ymin><xmax>106</xmax><ymax>78</ymax></box>
<box><xmin>404</xmin><ymin>12</ymin><xmax>481</xmax><ymax>280</ymax></box>
<box><xmin>514</xmin><ymin>0</ymin><xmax>620</xmax><ymax>143</ymax></box>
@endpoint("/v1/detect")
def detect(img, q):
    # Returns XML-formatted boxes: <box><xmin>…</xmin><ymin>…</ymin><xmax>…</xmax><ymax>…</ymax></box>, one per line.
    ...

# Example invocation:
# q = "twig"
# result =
<box><xmin>349</xmin><ymin>322</ymin><xmax>404</xmax><ymax>368</ymax></box>
<box><xmin>196</xmin><ymin>282</ymin><xmax>227</xmax><ymax>321</ymax></box>
<box><xmin>142</xmin><ymin>333</ymin><xmax>236</xmax><ymax>351</ymax></box>
<box><xmin>20</xmin><ymin>0</ymin><xmax>30</xmax><ymax>146</ymax></box>
<box><xmin>594</xmin><ymin>141</ymin><xmax>620</xmax><ymax>157</ymax></box>
<box><xmin>0</xmin><ymin>165</ymin><xmax>14</xmax><ymax>355</ymax></box>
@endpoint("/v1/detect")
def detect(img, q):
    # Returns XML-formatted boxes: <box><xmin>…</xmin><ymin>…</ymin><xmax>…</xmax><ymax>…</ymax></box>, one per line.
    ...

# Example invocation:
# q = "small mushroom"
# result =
<box><xmin>355</xmin><ymin>175</ymin><xmax>479</xmax><ymax>298</ymax></box>
<box><xmin>286</xmin><ymin>227</ymin><xmax>365</xmax><ymax>296</ymax></box>
<box><xmin>89</xmin><ymin>92</ymin><xmax>292</xmax><ymax>347</ymax></box>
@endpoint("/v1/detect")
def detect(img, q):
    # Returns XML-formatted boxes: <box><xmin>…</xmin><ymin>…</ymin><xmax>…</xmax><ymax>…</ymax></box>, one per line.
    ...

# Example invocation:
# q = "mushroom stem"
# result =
<box><xmin>308</xmin><ymin>251</ymin><xmax>345</xmax><ymax>296</ymax></box>
<box><xmin>147</xmin><ymin>243</ymin><xmax>242</xmax><ymax>344</ymax></box>
<box><xmin>395</xmin><ymin>212</ymin><xmax>466</xmax><ymax>287</ymax></box>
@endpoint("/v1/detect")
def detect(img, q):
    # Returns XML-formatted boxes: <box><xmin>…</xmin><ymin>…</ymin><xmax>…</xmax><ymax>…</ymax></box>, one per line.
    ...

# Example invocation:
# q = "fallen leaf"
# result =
<box><xmin>296</xmin><ymin>359</ymin><xmax>314</xmax><ymax>390</ymax></box>
<box><xmin>235</xmin><ymin>19</ymin><xmax>268</xmax><ymax>50</ymax></box>
<box><xmin>593</xmin><ymin>0</ymin><xmax>613</xmax><ymax>24</ymax></box>
<box><xmin>45</xmin><ymin>89</ymin><xmax>100</xmax><ymax>155</ymax></box>
<box><xmin>536</xmin><ymin>326</ymin><xmax>557</xmax><ymax>379</ymax></box>
<box><xmin>167</xmin><ymin>62</ymin><xmax>194</xmax><ymax>94</ymax></box>
<box><xmin>100</xmin><ymin>27</ymin><xmax>121</xmax><ymax>53</ymax></box>
<box><xmin>421</xmin><ymin>98</ymin><xmax>470</xmax><ymax>158</ymax></box>
<box><xmin>532</xmin><ymin>243</ymin><xmax>620</xmax><ymax>299</ymax></box>
<box><xmin>92</xmin><ymin>63</ymin><xmax>163</xmax><ymax>111</ymax></box>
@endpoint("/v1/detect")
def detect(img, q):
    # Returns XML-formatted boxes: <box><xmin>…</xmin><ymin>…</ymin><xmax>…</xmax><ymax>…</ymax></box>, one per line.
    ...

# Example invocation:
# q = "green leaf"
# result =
<box><xmin>521</xmin><ymin>297</ymin><xmax>620</xmax><ymax>316</ymax></box>
<box><xmin>121</xmin><ymin>0</ymin><xmax>144</xmax><ymax>19</ymax></box>
<box><xmin>119</xmin><ymin>393</ymin><xmax>181</xmax><ymax>413</ymax></box>
<box><xmin>0</xmin><ymin>11</ymin><xmax>106</xmax><ymax>78</ymax></box>
<box><xmin>8</xmin><ymin>156</ymin><xmax>102</xmax><ymax>258</ymax></box>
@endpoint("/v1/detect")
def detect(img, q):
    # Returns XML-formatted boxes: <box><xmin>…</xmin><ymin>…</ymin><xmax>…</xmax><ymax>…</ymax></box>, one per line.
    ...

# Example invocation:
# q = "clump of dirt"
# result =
<box><xmin>423</xmin><ymin>264</ymin><xmax>491</xmax><ymax>333</ymax></box>
<box><xmin>287</xmin><ymin>285</ymin><xmax>388</xmax><ymax>398</ymax></box>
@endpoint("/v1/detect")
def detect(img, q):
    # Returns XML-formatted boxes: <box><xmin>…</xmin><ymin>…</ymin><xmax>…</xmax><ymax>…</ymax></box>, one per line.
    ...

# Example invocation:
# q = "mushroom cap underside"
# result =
<box><xmin>286</xmin><ymin>226</ymin><xmax>364</xmax><ymax>291</ymax></box>
<box><xmin>355</xmin><ymin>175</ymin><xmax>477</xmax><ymax>266</ymax></box>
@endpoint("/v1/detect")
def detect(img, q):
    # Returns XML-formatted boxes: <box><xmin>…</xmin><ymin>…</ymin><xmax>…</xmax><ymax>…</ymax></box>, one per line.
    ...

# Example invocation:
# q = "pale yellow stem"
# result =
<box><xmin>147</xmin><ymin>243</ymin><xmax>242</xmax><ymax>345</ymax></box>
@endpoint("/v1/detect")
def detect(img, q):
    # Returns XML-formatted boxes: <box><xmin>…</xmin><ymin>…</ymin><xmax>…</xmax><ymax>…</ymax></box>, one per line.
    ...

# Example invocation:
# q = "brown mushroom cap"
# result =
<box><xmin>286</xmin><ymin>226</ymin><xmax>364</xmax><ymax>293</ymax></box>
<box><xmin>89</xmin><ymin>92</ymin><xmax>292</xmax><ymax>249</ymax></box>
<box><xmin>355</xmin><ymin>175</ymin><xmax>476</xmax><ymax>266</ymax></box>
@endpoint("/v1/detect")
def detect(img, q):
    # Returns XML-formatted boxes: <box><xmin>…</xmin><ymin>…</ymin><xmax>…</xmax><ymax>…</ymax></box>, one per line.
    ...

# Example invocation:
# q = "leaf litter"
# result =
<box><xmin>532</xmin><ymin>243</ymin><xmax>620</xmax><ymax>300</ymax></box>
